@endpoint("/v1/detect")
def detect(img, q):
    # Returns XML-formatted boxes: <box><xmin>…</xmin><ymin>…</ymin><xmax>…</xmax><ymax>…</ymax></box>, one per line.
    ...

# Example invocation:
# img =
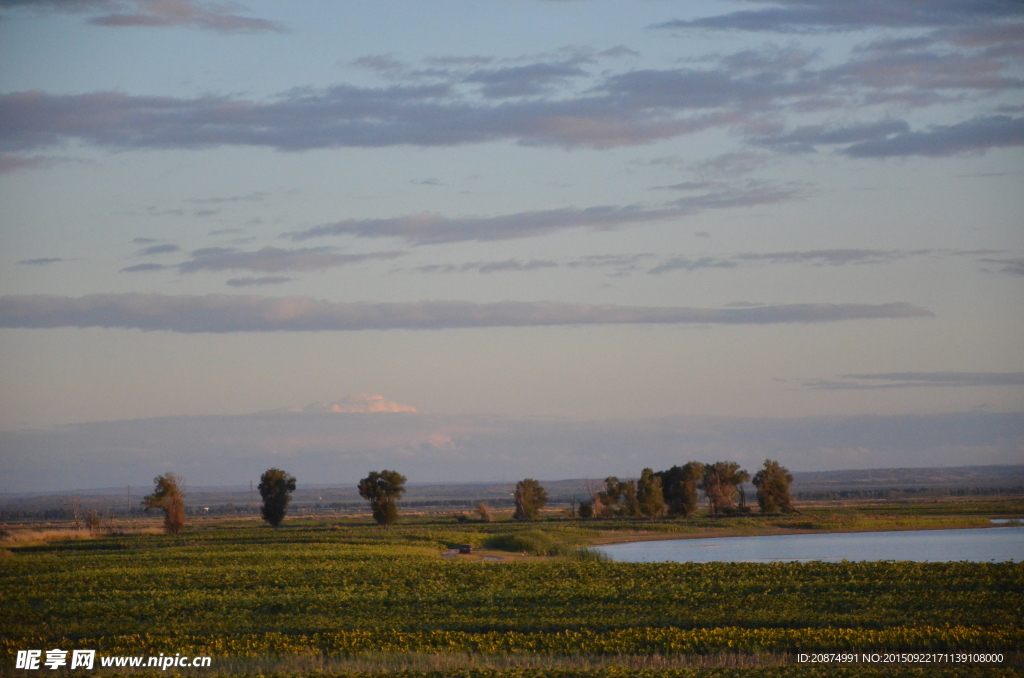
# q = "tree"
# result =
<box><xmin>618</xmin><ymin>481</ymin><xmax>640</xmax><ymax>518</ymax></box>
<box><xmin>752</xmin><ymin>459</ymin><xmax>797</xmax><ymax>514</ymax></box>
<box><xmin>142</xmin><ymin>473</ymin><xmax>186</xmax><ymax>534</ymax></box>
<box><xmin>358</xmin><ymin>470</ymin><xmax>407</xmax><ymax>526</ymax></box>
<box><xmin>699</xmin><ymin>462</ymin><xmax>750</xmax><ymax>515</ymax></box>
<box><xmin>258</xmin><ymin>468</ymin><xmax>296</xmax><ymax>527</ymax></box>
<box><xmin>595</xmin><ymin>476</ymin><xmax>621</xmax><ymax>518</ymax></box>
<box><xmin>512</xmin><ymin>478</ymin><xmax>548</xmax><ymax>521</ymax></box>
<box><xmin>637</xmin><ymin>468</ymin><xmax>666</xmax><ymax>520</ymax></box>
<box><xmin>654</xmin><ymin>462</ymin><xmax>704</xmax><ymax>517</ymax></box>
<box><xmin>597</xmin><ymin>476</ymin><xmax>640</xmax><ymax>518</ymax></box>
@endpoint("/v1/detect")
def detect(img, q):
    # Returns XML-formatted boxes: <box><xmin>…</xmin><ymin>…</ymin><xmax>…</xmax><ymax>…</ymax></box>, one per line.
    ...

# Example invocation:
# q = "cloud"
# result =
<box><xmin>17</xmin><ymin>257</ymin><xmax>64</xmax><ymax>265</ymax></box>
<box><xmin>225</xmin><ymin>276</ymin><xmax>295</xmax><ymax>287</ymax></box>
<box><xmin>648</xmin><ymin>248</ymin><xmax>931</xmax><ymax>274</ymax></box>
<box><xmin>119</xmin><ymin>263</ymin><xmax>168</xmax><ymax>272</ymax></box>
<box><xmin>0</xmin><ymin>152</ymin><xmax>65</xmax><ymax>174</ymax></box>
<box><xmin>690</xmin><ymin>151</ymin><xmax>773</xmax><ymax>177</ymax></box>
<box><xmin>807</xmin><ymin>372</ymin><xmax>1024</xmax><ymax>390</ymax></box>
<box><xmin>979</xmin><ymin>257</ymin><xmax>1024</xmax><ymax>276</ymax></box>
<box><xmin>0</xmin><ymin>15</ymin><xmax>1015</xmax><ymax>182</ymax></box>
<box><xmin>408</xmin><ymin>254</ymin><xmax>654</xmax><ymax>277</ymax></box>
<box><xmin>842</xmin><ymin>115</ymin><xmax>1024</xmax><ymax>157</ymax></box>
<box><xmin>177</xmin><ymin>246</ymin><xmax>405</xmax><ymax>273</ymax></box>
<box><xmin>1</xmin><ymin>0</ymin><xmax>287</xmax><ymax>33</ymax></box>
<box><xmin>734</xmin><ymin>249</ymin><xmax>930</xmax><ymax>265</ymax></box>
<box><xmin>654</xmin><ymin>1</ymin><xmax>1023</xmax><ymax>33</ymax></box>
<box><xmin>188</xmin><ymin>191</ymin><xmax>265</xmax><ymax>204</ymax></box>
<box><xmin>425</xmin><ymin>55</ymin><xmax>494</xmax><ymax>67</ymax></box>
<box><xmin>599</xmin><ymin>46</ymin><xmax>639</xmax><ymax>58</ymax></box>
<box><xmin>284</xmin><ymin>206</ymin><xmax>675</xmax><ymax>244</ymax></box>
<box><xmin>0</xmin><ymin>293</ymin><xmax>934</xmax><ymax>333</ymax></box>
<box><xmin>0</xmin><ymin>85</ymin><xmax>739</xmax><ymax>153</ymax></box>
<box><xmin>654</xmin><ymin>180</ymin><xmax>722</xmax><ymax>191</ymax></box>
<box><xmin>600</xmin><ymin>67</ymin><xmax>810</xmax><ymax>113</ymax></box>
<box><xmin>284</xmin><ymin>185</ymin><xmax>799</xmax><ymax>245</ymax></box>
<box><xmin>351</xmin><ymin>54</ymin><xmax>406</xmax><ymax>75</ymax></box>
<box><xmin>648</xmin><ymin>256</ymin><xmax>738</xmax><ymax>274</ymax></box>
<box><xmin>753</xmin><ymin>115</ymin><xmax>1024</xmax><ymax>159</ymax></box>
<box><xmin>719</xmin><ymin>45</ymin><xmax>820</xmax><ymax>72</ymax></box>
<box><xmin>137</xmin><ymin>243</ymin><xmax>180</xmax><ymax>255</ymax></box>
<box><xmin>464</xmin><ymin>61</ymin><xmax>589</xmax><ymax>98</ymax></box>
<box><xmin>302</xmin><ymin>394</ymin><xmax>417</xmax><ymax>414</ymax></box>
<box><xmin>1</xmin><ymin>21</ymin><xmax>1020</xmax><ymax>160</ymax></box>
<box><xmin>753</xmin><ymin>119</ymin><xmax>913</xmax><ymax>153</ymax></box>
<box><xmin>409</xmin><ymin>259</ymin><xmax>559</xmax><ymax>274</ymax></box>
<box><xmin>565</xmin><ymin>253</ymin><xmax>656</xmax><ymax>274</ymax></box>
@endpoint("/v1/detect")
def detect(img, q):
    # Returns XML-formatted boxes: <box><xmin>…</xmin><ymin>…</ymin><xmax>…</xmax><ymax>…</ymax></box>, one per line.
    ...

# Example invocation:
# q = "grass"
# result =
<box><xmin>1</xmin><ymin>498</ymin><xmax>1021</xmax><ymax>676</ymax></box>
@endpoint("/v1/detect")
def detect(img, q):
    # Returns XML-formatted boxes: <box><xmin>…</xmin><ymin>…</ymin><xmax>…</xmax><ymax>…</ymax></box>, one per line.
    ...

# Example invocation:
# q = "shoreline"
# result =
<box><xmin>585</xmin><ymin>519</ymin><xmax>1015</xmax><ymax>547</ymax></box>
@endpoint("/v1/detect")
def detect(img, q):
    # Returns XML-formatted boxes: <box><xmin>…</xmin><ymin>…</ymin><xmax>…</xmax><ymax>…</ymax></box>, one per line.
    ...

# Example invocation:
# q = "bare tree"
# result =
<box><xmin>579</xmin><ymin>478</ymin><xmax>598</xmax><ymax>519</ymax></box>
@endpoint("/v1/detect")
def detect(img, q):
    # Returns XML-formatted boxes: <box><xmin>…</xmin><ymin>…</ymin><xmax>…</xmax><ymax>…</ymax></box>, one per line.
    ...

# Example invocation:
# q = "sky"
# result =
<box><xmin>0</xmin><ymin>0</ymin><xmax>1022</xmax><ymax>492</ymax></box>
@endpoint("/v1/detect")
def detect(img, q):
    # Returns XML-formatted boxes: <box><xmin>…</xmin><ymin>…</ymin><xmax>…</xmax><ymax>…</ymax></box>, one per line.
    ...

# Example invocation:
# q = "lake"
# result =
<box><xmin>594</xmin><ymin>526</ymin><xmax>1024</xmax><ymax>563</ymax></box>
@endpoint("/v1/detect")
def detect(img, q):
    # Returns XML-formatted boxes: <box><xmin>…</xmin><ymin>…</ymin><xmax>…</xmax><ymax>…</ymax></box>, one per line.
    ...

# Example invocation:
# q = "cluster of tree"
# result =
<box><xmin>578</xmin><ymin>468</ymin><xmax>666</xmax><ymax>519</ymax></box>
<box><xmin>351</xmin><ymin>460</ymin><xmax>794</xmax><ymax>526</ymax></box>
<box><xmin>511</xmin><ymin>459</ymin><xmax>794</xmax><ymax>522</ymax></box>
<box><xmin>575</xmin><ymin>459</ymin><xmax>796</xmax><ymax>520</ymax></box>
<box><xmin>140</xmin><ymin>458</ymin><xmax>795</xmax><ymax>534</ymax></box>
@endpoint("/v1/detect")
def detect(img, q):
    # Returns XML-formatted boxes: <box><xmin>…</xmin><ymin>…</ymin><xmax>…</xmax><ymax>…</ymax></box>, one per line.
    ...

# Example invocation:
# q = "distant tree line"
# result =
<box><xmin>572</xmin><ymin>459</ymin><xmax>797</xmax><ymax>521</ymax></box>
<box><xmin>794</xmin><ymin>486</ymin><xmax>1024</xmax><ymax>501</ymax></box>
<box><xmin>349</xmin><ymin>461</ymin><xmax>797</xmax><ymax>527</ymax></box>
<box><xmin>72</xmin><ymin>458</ymin><xmax>1024</xmax><ymax>532</ymax></box>
<box><xmin>8</xmin><ymin>478</ymin><xmax>1019</xmax><ymax>523</ymax></box>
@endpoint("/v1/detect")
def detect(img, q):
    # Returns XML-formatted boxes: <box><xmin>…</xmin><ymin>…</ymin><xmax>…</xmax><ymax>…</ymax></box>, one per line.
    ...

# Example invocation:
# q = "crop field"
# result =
<box><xmin>2</xmin><ymin>512</ymin><xmax>1023</xmax><ymax>677</ymax></box>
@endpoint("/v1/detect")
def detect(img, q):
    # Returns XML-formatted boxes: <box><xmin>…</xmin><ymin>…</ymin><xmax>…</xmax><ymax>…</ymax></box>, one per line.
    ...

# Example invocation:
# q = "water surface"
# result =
<box><xmin>595</xmin><ymin>526</ymin><xmax>1024</xmax><ymax>563</ymax></box>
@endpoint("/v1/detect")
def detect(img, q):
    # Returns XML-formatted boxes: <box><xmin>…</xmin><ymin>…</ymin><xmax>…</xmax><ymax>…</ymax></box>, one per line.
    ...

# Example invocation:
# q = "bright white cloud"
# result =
<box><xmin>302</xmin><ymin>394</ymin><xmax>417</xmax><ymax>413</ymax></box>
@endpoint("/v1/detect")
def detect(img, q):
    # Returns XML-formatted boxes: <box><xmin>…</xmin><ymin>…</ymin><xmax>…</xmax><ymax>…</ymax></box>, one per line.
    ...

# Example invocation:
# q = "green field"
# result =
<box><xmin>2</xmin><ymin>507</ymin><xmax>1023</xmax><ymax>676</ymax></box>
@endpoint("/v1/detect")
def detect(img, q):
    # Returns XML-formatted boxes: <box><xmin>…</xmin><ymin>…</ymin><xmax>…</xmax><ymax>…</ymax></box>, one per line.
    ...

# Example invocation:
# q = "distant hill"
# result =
<box><xmin>789</xmin><ymin>464</ymin><xmax>1024</xmax><ymax>492</ymax></box>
